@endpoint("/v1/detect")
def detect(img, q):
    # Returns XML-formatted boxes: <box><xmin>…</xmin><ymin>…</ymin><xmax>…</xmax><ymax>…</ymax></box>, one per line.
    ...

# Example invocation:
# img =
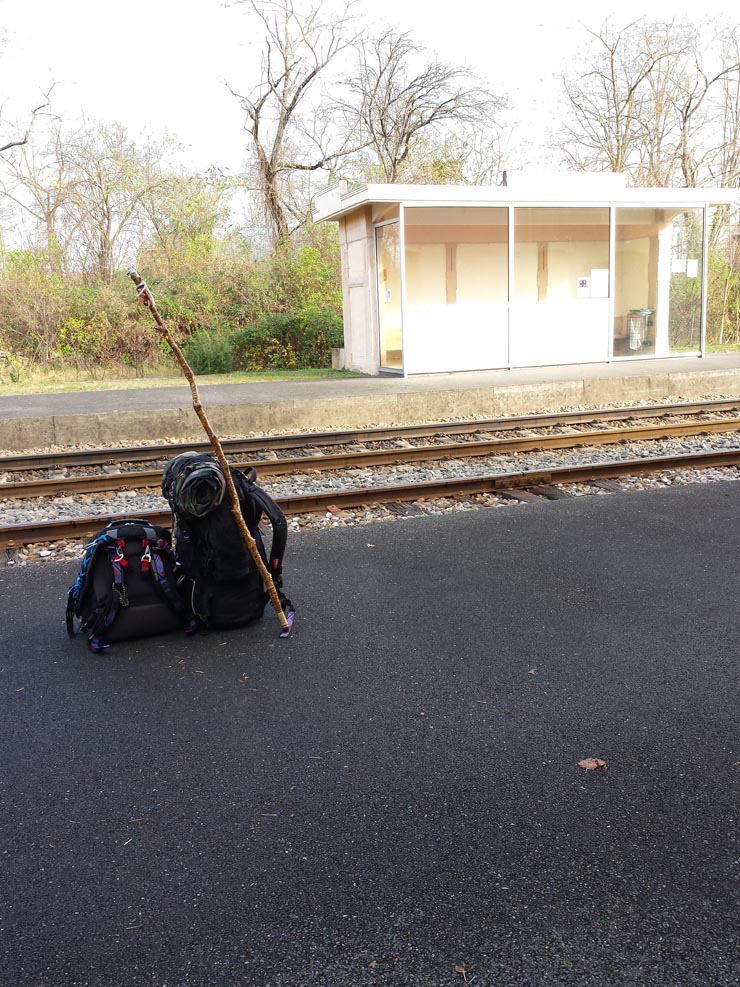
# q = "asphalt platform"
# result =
<box><xmin>3</xmin><ymin>353</ymin><xmax>740</xmax><ymax>449</ymax></box>
<box><xmin>1</xmin><ymin>482</ymin><xmax>739</xmax><ymax>986</ymax></box>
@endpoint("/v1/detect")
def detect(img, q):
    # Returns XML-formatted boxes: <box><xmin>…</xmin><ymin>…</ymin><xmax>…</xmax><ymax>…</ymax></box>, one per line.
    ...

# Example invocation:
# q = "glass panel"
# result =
<box><xmin>405</xmin><ymin>207</ymin><xmax>508</xmax><ymax>303</ymax></box>
<box><xmin>401</xmin><ymin>207</ymin><xmax>509</xmax><ymax>373</ymax></box>
<box><xmin>514</xmin><ymin>207</ymin><xmax>610</xmax><ymax>301</ymax></box>
<box><xmin>510</xmin><ymin>207</ymin><xmax>610</xmax><ymax>367</ymax></box>
<box><xmin>707</xmin><ymin>206</ymin><xmax>738</xmax><ymax>349</ymax></box>
<box><xmin>614</xmin><ymin>208</ymin><xmax>703</xmax><ymax>356</ymax></box>
<box><xmin>669</xmin><ymin>210</ymin><xmax>704</xmax><ymax>353</ymax></box>
<box><xmin>375</xmin><ymin>222</ymin><xmax>402</xmax><ymax>371</ymax></box>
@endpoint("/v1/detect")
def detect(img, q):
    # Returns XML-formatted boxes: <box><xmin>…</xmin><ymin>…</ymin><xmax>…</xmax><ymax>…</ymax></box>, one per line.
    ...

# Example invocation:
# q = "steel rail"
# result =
<box><xmin>3</xmin><ymin>446</ymin><xmax>740</xmax><ymax>550</ymax></box>
<box><xmin>4</xmin><ymin>416</ymin><xmax>740</xmax><ymax>501</ymax></box>
<box><xmin>2</xmin><ymin>398</ymin><xmax>740</xmax><ymax>472</ymax></box>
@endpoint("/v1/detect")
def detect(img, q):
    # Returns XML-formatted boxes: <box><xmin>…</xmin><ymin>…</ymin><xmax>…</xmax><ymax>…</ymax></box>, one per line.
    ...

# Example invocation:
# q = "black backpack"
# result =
<box><xmin>66</xmin><ymin>518</ymin><xmax>194</xmax><ymax>653</ymax></box>
<box><xmin>162</xmin><ymin>452</ymin><xmax>294</xmax><ymax>633</ymax></box>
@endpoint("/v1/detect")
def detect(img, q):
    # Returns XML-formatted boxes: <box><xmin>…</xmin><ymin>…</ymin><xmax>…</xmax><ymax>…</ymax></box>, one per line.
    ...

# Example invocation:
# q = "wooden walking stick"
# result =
<box><xmin>127</xmin><ymin>268</ymin><xmax>292</xmax><ymax>635</ymax></box>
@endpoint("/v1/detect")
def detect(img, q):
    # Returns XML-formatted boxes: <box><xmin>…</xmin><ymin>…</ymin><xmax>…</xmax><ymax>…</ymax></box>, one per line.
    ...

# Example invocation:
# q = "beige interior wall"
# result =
<box><xmin>615</xmin><ymin>238</ymin><xmax>650</xmax><ymax>324</ymax></box>
<box><xmin>546</xmin><ymin>242</ymin><xmax>610</xmax><ymax>300</ymax></box>
<box><xmin>513</xmin><ymin>208</ymin><xmax>610</xmax><ymax>302</ymax></box>
<box><xmin>514</xmin><ymin>242</ymin><xmax>538</xmax><ymax>300</ymax></box>
<box><xmin>405</xmin><ymin>244</ymin><xmax>446</xmax><ymax>305</ymax></box>
<box><xmin>456</xmin><ymin>244</ymin><xmax>508</xmax><ymax>302</ymax></box>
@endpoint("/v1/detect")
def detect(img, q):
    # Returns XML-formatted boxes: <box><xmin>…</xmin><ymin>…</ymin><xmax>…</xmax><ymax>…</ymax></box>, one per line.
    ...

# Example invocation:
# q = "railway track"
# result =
<box><xmin>4</xmin><ymin>398</ymin><xmax>740</xmax><ymax>553</ymax></box>
<box><xmin>4</xmin><ymin>400</ymin><xmax>740</xmax><ymax>502</ymax></box>
<box><xmin>3</xmin><ymin>445</ymin><xmax>740</xmax><ymax>552</ymax></box>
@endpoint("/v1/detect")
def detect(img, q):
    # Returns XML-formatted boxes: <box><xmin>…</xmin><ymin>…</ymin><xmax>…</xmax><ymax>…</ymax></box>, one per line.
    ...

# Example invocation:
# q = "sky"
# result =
<box><xmin>0</xmin><ymin>0</ymin><xmax>737</xmax><ymax>175</ymax></box>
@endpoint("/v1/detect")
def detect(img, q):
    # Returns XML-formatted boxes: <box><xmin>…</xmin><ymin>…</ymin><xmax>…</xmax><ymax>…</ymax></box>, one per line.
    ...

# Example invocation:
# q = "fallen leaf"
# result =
<box><xmin>368</xmin><ymin>960</ymin><xmax>378</xmax><ymax>969</ymax></box>
<box><xmin>455</xmin><ymin>965</ymin><xmax>466</xmax><ymax>975</ymax></box>
<box><xmin>578</xmin><ymin>757</ymin><xmax>608</xmax><ymax>771</ymax></box>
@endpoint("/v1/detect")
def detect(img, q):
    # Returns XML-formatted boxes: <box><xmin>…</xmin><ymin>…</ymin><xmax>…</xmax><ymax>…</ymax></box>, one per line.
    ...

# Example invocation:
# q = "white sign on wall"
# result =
<box><xmin>590</xmin><ymin>268</ymin><xmax>609</xmax><ymax>298</ymax></box>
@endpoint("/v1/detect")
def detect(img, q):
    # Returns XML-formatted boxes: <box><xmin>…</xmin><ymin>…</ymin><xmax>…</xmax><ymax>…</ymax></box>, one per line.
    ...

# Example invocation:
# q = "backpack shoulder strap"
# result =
<box><xmin>146</xmin><ymin>535</ymin><xmax>196</xmax><ymax>630</ymax></box>
<box><xmin>83</xmin><ymin>540</ymin><xmax>132</xmax><ymax>651</ymax></box>
<box><xmin>231</xmin><ymin>468</ymin><xmax>295</xmax><ymax>634</ymax></box>
<box><xmin>66</xmin><ymin>535</ymin><xmax>107</xmax><ymax>637</ymax></box>
<box><xmin>246</xmin><ymin>483</ymin><xmax>294</xmax><ymax>633</ymax></box>
<box><xmin>247</xmin><ymin>485</ymin><xmax>288</xmax><ymax>576</ymax></box>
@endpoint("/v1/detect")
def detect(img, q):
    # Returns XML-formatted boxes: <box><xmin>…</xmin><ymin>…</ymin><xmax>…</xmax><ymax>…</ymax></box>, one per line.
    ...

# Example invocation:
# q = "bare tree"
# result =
<box><xmin>341</xmin><ymin>30</ymin><xmax>500</xmax><ymax>184</ymax></box>
<box><xmin>558</xmin><ymin>18</ymin><xmax>740</xmax><ymax>187</ymax></box>
<box><xmin>138</xmin><ymin>169</ymin><xmax>232</xmax><ymax>272</ymax></box>
<box><xmin>0</xmin><ymin>122</ymin><xmax>81</xmax><ymax>273</ymax></box>
<box><xmin>63</xmin><ymin>123</ymin><xmax>172</xmax><ymax>282</ymax></box>
<box><xmin>558</xmin><ymin>19</ymin><xmax>686</xmax><ymax>177</ymax></box>
<box><xmin>711</xmin><ymin>28</ymin><xmax>740</xmax><ymax>188</ymax></box>
<box><xmin>0</xmin><ymin>85</ymin><xmax>54</xmax><ymax>155</ymax></box>
<box><xmin>230</xmin><ymin>0</ymin><xmax>363</xmax><ymax>246</ymax></box>
<box><xmin>643</xmin><ymin>22</ymin><xmax>740</xmax><ymax>187</ymax></box>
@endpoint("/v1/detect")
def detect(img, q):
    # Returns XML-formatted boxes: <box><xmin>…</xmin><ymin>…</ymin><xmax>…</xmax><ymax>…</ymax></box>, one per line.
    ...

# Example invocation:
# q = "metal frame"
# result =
<box><xmin>374</xmin><ymin>217</ymin><xmax>403</xmax><ymax>375</ymax></box>
<box><xmin>374</xmin><ymin>195</ymin><xmax>721</xmax><ymax>375</ymax></box>
<box><xmin>608</xmin><ymin>205</ymin><xmax>616</xmax><ymax>361</ymax></box>
<box><xmin>700</xmin><ymin>205</ymin><xmax>709</xmax><ymax>356</ymax></box>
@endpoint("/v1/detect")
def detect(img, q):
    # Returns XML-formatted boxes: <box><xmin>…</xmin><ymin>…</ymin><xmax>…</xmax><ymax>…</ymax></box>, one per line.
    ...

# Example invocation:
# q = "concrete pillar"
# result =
<box><xmin>338</xmin><ymin>206</ymin><xmax>379</xmax><ymax>375</ymax></box>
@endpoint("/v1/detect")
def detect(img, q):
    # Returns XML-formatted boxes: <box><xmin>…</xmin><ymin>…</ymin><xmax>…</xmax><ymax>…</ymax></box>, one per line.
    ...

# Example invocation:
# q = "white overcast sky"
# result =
<box><xmin>0</xmin><ymin>0</ymin><xmax>736</xmax><ymax>174</ymax></box>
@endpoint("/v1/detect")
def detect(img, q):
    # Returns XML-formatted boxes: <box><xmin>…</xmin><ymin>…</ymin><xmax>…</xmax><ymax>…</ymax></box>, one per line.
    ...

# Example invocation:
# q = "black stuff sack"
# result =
<box><xmin>66</xmin><ymin>518</ymin><xmax>194</xmax><ymax>653</ymax></box>
<box><xmin>162</xmin><ymin>452</ymin><xmax>294</xmax><ymax>634</ymax></box>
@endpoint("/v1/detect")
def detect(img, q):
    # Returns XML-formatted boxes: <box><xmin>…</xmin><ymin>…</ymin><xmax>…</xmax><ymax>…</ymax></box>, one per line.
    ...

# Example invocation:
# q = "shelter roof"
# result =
<box><xmin>313</xmin><ymin>177</ymin><xmax>738</xmax><ymax>223</ymax></box>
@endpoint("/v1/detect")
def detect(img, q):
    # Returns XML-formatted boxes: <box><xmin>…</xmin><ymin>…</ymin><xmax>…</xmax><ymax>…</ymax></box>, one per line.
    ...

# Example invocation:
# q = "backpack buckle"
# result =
<box><xmin>140</xmin><ymin>541</ymin><xmax>152</xmax><ymax>574</ymax></box>
<box><xmin>114</xmin><ymin>540</ymin><xmax>128</xmax><ymax>566</ymax></box>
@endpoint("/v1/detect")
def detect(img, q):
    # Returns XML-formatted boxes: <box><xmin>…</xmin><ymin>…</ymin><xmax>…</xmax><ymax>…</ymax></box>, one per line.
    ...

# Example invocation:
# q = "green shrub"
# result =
<box><xmin>153</xmin><ymin>274</ymin><xmax>224</xmax><ymax>335</ymax></box>
<box><xmin>0</xmin><ymin>349</ymin><xmax>26</xmax><ymax>385</ymax></box>
<box><xmin>56</xmin><ymin>313</ymin><xmax>110</xmax><ymax>378</ymax></box>
<box><xmin>181</xmin><ymin>329</ymin><xmax>234</xmax><ymax>374</ymax></box>
<box><xmin>61</xmin><ymin>276</ymin><xmax>163</xmax><ymax>377</ymax></box>
<box><xmin>0</xmin><ymin>226</ymin><xmax>344</xmax><ymax>378</ymax></box>
<box><xmin>231</xmin><ymin>308</ymin><xmax>343</xmax><ymax>371</ymax></box>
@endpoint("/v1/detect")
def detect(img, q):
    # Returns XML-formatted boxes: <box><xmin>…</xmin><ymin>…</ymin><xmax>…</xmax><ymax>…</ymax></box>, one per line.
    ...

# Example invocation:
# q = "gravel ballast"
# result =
<box><xmin>4</xmin><ymin>422</ymin><xmax>740</xmax><ymax>568</ymax></box>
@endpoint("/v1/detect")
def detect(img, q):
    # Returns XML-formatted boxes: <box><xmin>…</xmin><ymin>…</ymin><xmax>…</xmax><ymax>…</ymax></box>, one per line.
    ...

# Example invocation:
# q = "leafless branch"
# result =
<box><xmin>0</xmin><ymin>84</ymin><xmax>56</xmax><ymax>154</ymax></box>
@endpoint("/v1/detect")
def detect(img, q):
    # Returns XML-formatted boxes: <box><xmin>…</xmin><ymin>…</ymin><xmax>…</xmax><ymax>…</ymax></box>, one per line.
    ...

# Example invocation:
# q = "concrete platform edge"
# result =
<box><xmin>3</xmin><ymin>367</ymin><xmax>740</xmax><ymax>451</ymax></box>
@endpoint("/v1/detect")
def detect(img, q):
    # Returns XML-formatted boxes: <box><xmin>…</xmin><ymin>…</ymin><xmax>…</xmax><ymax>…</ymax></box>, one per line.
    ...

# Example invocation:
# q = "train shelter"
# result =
<box><xmin>312</xmin><ymin>172</ymin><xmax>737</xmax><ymax>376</ymax></box>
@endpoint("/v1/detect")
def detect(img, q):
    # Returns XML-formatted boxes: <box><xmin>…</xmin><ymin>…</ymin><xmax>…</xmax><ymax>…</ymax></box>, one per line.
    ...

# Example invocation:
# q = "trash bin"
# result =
<box><xmin>628</xmin><ymin>308</ymin><xmax>654</xmax><ymax>350</ymax></box>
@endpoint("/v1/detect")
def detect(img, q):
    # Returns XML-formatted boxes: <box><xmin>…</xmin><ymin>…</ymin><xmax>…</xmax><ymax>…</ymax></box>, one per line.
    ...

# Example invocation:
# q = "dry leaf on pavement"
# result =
<box><xmin>578</xmin><ymin>757</ymin><xmax>608</xmax><ymax>771</ymax></box>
